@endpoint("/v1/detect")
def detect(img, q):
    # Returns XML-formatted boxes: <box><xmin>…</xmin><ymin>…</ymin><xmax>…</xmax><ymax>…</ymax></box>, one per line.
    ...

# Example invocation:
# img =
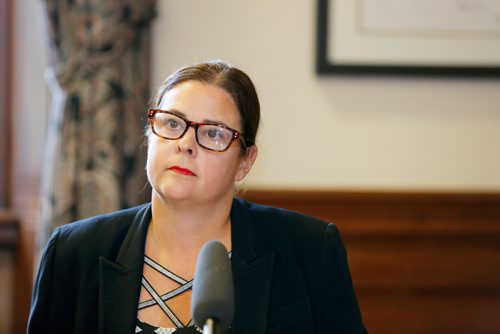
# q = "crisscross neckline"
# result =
<box><xmin>139</xmin><ymin>255</ymin><xmax>195</xmax><ymax>328</ymax></box>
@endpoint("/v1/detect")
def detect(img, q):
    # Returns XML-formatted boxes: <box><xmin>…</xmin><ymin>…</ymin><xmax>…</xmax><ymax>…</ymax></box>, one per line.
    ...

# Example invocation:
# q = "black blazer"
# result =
<box><xmin>28</xmin><ymin>198</ymin><xmax>367</xmax><ymax>334</ymax></box>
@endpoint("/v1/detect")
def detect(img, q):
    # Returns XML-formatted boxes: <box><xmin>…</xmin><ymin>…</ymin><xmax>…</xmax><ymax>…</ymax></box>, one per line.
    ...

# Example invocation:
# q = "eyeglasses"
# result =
<box><xmin>148</xmin><ymin>109</ymin><xmax>247</xmax><ymax>152</ymax></box>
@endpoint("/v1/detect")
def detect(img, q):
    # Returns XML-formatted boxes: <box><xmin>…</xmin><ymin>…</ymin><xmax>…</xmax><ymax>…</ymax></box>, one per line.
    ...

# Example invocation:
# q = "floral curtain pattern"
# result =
<box><xmin>40</xmin><ymin>0</ymin><xmax>156</xmax><ymax>246</ymax></box>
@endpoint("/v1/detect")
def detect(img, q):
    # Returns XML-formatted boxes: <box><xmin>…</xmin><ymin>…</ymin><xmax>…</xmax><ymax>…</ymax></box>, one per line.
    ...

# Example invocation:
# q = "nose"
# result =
<box><xmin>177</xmin><ymin>126</ymin><xmax>198</xmax><ymax>156</ymax></box>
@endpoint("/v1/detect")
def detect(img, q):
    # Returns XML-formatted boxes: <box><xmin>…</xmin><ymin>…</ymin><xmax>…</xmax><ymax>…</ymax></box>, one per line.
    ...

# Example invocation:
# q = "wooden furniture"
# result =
<box><xmin>241</xmin><ymin>191</ymin><xmax>500</xmax><ymax>334</ymax></box>
<box><xmin>0</xmin><ymin>209</ymin><xmax>19</xmax><ymax>333</ymax></box>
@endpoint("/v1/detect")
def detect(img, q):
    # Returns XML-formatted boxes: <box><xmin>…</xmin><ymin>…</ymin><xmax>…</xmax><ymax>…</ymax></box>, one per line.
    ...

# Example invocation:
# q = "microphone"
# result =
<box><xmin>191</xmin><ymin>240</ymin><xmax>234</xmax><ymax>334</ymax></box>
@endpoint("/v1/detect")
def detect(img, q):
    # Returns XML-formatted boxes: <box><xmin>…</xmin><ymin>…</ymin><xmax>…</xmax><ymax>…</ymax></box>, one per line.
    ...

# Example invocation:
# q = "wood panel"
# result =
<box><xmin>241</xmin><ymin>190</ymin><xmax>500</xmax><ymax>334</ymax></box>
<box><xmin>0</xmin><ymin>209</ymin><xmax>18</xmax><ymax>334</ymax></box>
<box><xmin>10</xmin><ymin>176</ymin><xmax>39</xmax><ymax>334</ymax></box>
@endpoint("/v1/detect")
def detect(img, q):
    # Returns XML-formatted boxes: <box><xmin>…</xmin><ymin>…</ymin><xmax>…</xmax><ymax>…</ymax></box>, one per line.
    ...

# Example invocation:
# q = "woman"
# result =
<box><xmin>28</xmin><ymin>60</ymin><xmax>367</xmax><ymax>333</ymax></box>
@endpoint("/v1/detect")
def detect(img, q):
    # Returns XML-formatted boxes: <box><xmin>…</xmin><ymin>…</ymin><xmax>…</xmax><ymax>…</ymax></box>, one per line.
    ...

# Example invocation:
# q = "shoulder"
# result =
<box><xmin>48</xmin><ymin>203</ymin><xmax>150</xmax><ymax>259</ymax></box>
<box><xmin>57</xmin><ymin>204</ymin><xmax>147</xmax><ymax>239</ymax></box>
<box><xmin>233</xmin><ymin>197</ymin><xmax>338</xmax><ymax>245</ymax></box>
<box><xmin>234</xmin><ymin>196</ymin><xmax>332</xmax><ymax>228</ymax></box>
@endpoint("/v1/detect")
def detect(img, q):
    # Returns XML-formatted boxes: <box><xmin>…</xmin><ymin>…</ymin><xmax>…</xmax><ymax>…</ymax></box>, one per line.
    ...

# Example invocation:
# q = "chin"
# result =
<box><xmin>150</xmin><ymin>182</ymin><xmax>188</xmax><ymax>201</ymax></box>
<box><xmin>162</xmin><ymin>188</ymin><xmax>194</xmax><ymax>202</ymax></box>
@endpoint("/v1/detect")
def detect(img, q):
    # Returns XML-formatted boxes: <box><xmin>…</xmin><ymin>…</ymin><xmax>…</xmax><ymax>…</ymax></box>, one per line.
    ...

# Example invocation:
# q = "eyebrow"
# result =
<box><xmin>168</xmin><ymin>109</ymin><xmax>234</xmax><ymax>129</ymax></box>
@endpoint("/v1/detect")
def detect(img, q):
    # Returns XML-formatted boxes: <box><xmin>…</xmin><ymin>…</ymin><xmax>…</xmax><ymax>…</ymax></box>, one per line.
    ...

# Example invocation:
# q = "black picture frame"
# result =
<box><xmin>316</xmin><ymin>0</ymin><xmax>500</xmax><ymax>78</ymax></box>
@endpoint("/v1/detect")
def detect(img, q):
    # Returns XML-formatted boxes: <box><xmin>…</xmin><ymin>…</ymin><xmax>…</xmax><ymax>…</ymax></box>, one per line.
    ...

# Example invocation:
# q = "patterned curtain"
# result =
<box><xmin>39</xmin><ymin>0</ymin><xmax>156</xmax><ymax>246</ymax></box>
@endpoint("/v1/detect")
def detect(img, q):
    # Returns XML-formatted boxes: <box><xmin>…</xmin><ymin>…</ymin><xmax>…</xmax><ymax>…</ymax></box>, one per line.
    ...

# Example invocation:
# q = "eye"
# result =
<box><xmin>166</xmin><ymin>117</ymin><xmax>181</xmax><ymax>129</ymax></box>
<box><xmin>201</xmin><ymin>126</ymin><xmax>230</xmax><ymax>141</ymax></box>
<box><xmin>207</xmin><ymin>128</ymin><xmax>224</xmax><ymax>139</ymax></box>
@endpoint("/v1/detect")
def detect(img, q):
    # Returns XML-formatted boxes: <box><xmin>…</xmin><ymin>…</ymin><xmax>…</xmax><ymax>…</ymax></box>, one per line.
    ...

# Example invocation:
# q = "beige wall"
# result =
<box><xmin>152</xmin><ymin>0</ymin><xmax>500</xmax><ymax>192</ymax></box>
<box><xmin>14</xmin><ymin>1</ymin><xmax>500</xmax><ymax>193</ymax></box>
<box><xmin>13</xmin><ymin>0</ymin><xmax>48</xmax><ymax>180</ymax></box>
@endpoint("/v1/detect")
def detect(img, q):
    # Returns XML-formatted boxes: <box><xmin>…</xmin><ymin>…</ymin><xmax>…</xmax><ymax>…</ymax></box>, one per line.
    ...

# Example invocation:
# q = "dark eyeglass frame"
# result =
<box><xmin>148</xmin><ymin>109</ymin><xmax>247</xmax><ymax>152</ymax></box>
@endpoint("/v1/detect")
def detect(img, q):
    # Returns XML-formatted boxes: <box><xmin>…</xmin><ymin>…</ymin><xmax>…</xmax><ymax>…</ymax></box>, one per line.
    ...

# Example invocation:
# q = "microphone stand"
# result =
<box><xmin>203</xmin><ymin>318</ymin><xmax>220</xmax><ymax>334</ymax></box>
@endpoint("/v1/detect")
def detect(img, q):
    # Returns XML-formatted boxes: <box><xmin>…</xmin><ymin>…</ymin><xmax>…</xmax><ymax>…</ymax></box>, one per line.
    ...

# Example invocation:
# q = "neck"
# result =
<box><xmin>150</xmin><ymin>191</ymin><xmax>233</xmax><ymax>253</ymax></box>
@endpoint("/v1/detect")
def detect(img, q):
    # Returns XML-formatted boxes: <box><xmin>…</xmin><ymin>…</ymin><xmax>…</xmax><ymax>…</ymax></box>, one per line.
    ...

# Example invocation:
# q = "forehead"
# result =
<box><xmin>159</xmin><ymin>81</ymin><xmax>240</xmax><ymax>125</ymax></box>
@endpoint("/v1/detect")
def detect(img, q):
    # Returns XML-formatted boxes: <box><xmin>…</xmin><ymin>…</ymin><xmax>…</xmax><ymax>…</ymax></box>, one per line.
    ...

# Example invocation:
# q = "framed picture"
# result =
<box><xmin>316</xmin><ymin>0</ymin><xmax>500</xmax><ymax>77</ymax></box>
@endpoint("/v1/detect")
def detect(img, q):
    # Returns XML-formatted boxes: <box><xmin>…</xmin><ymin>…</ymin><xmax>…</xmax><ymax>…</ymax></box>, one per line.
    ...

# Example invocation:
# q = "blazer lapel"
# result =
<box><xmin>98</xmin><ymin>204</ymin><xmax>152</xmax><ymax>334</ymax></box>
<box><xmin>230</xmin><ymin>199</ymin><xmax>275</xmax><ymax>334</ymax></box>
<box><xmin>97</xmin><ymin>199</ymin><xmax>275</xmax><ymax>334</ymax></box>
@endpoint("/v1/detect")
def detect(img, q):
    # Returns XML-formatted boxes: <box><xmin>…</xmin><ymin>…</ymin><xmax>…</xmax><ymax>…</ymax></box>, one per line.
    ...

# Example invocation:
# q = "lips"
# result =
<box><xmin>169</xmin><ymin>166</ymin><xmax>196</xmax><ymax>176</ymax></box>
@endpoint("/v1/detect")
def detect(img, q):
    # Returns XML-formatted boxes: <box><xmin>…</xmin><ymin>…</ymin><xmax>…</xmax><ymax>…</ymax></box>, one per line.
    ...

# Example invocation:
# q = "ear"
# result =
<box><xmin>234</xmin><ymin>146</ymin><xmax>258</xmax><ymax>182</ymax></box>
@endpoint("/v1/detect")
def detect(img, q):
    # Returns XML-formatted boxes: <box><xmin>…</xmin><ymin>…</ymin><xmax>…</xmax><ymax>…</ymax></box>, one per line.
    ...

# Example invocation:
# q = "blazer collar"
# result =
<box><xmin>98</xmin><ymin>203</ymin><xmax>152</xmax><ymax>334</ymax></box>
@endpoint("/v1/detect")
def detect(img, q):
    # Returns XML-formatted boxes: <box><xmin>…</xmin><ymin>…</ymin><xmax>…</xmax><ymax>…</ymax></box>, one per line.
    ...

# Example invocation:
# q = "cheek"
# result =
<box><xmin>211</xmin><ymin>154</ymin><xmax>242</xmax><ymax>183</ymax></box>
<box><xmin>146</xmin><ymin>140</ymin><xmax>163</xmax><ymax>180</ymax></box>
<box><xmin>145</xmin><ymin>146</ymin><xmax>155</xmax><ymax>183</ymax></box>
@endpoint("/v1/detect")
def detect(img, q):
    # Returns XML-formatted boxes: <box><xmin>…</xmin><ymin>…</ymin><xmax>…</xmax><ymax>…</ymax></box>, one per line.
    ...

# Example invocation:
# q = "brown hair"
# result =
<box><xmin>151</xmin><ymin>60</ymin><xmax>260</xmax><ymax>151</ymax></box>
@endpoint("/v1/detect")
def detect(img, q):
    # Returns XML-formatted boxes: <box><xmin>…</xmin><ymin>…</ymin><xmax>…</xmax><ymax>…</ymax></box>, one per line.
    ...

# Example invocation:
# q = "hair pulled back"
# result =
<box><xmin>152</xmin><ymin>60</ymin><xmax>260</xmax><ymax>149</ymax></box>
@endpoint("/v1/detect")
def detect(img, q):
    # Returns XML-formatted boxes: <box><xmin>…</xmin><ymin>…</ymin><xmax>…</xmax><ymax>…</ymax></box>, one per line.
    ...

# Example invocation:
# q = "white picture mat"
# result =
<box><xmin>328</xmin><ymin>0</ymin><xmax>500</xmax><ymax>66</ymax></box>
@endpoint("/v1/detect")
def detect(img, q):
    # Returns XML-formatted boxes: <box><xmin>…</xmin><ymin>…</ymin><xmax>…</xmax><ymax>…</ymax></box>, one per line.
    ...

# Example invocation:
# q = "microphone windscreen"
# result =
<box><xmin>191</xmin><ymin>240</ymin><xmax>234</xmax><ymax>329</ymax></box>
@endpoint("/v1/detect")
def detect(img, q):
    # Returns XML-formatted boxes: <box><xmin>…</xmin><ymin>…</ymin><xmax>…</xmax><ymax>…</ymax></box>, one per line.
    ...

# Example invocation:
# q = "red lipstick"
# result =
<box><xmin>169</xmin><ymin>166</ymin><xmax>196</xmax><ymax>176</ymax></box>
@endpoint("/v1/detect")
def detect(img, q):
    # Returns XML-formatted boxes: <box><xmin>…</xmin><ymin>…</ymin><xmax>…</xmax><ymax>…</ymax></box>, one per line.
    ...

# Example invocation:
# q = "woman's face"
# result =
<box><xmin>147</xmin><ymin>81</ymin><xmax>257</xmax><ymax>205</ymax></box>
